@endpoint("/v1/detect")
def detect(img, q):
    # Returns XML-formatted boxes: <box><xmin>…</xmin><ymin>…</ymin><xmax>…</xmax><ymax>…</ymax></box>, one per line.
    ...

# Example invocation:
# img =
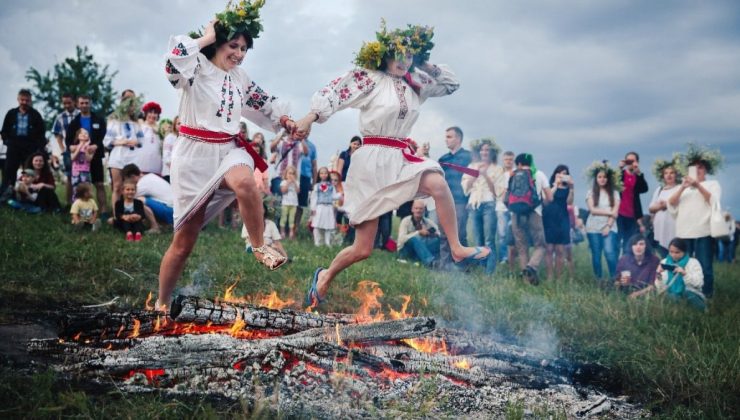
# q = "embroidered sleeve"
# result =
<box><xmin>165</xmin><ymin>35</ymin><xmax>201</xmax><ymax>89</ymax></box>
<box><xmin>238</xmin><ymin>71</ymin><xmax>291</xmax><ymax>133</ymax></box>
<box><xmin>410</xmin><ymin>64</ymin><xmax>460</xmax><ymax>103</ymax></box>
<box><xmin>310</xmin><ymin>69</ymin><xmax>379</xmax><ymax>123</ymax></box>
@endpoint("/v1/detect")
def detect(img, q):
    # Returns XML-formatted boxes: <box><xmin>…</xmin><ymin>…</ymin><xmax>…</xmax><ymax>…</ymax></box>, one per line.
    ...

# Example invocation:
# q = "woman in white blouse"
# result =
<box><xmin>294</xmin><ymin>24</ymin><xmax>491</xmax><ymax>306</ymax></box>
<box><xmin>648</xmin><ymin>161</ymin><xmax>680</xmax><ymax>257</ymax></box>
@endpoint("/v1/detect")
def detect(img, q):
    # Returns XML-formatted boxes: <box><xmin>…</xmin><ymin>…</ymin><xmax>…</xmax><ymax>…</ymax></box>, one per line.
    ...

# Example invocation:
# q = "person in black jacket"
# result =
<box><xmin>617</xmin><ymin>151</ymin><xmax>649</xmax><ymax>255</ymax></box>
<box><xmin>114</xmin><ymin>179</ymin><xmax>146</xmax><ymax>242</ymax></box>
<box><xmin>66</xmin><ymin>95</ymin><xmax>108</xmax><ymax>215</ymax></box>
<box><xmin>1</xmin><ymin>89</ymin><xmax>47</xmax><ymax>200</ymax></box>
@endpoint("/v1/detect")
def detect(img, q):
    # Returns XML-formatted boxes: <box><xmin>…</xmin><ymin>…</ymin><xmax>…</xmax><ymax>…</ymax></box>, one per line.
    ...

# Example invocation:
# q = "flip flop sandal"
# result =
<box><xmin>455</xmin><ymin>246</ymin><xmax>491</xmax><ymax>265</ymax></box>
<box><xmin>253</xmin><ymin>245</ymin><xmax>287</xmax><ymax>271</ymax></box>
<box><xmin>305</xmin><ymin>267</ymin><xmax>327</xmax><ymax>307</ymax></box>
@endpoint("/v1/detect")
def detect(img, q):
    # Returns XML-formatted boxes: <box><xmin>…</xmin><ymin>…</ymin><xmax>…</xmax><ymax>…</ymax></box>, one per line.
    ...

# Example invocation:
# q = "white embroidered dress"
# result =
<box><xmin>165</xmin><ymin>35</ymin><xmax>289</xmax><ymax>231</ymax></box>
<box><xmin>310</xmin><ymin>65</ymin><xmax>459</xmax><ymax>224</ymax></box>
<box><xmin>136</xmin><ymin>124</ymin><xmax>163</xmax><ymax>175</ymax></box>
<box><xmin>104</xmin><ymin>119</ymin><xmax>144</xmax><ymax>170</ymax></box>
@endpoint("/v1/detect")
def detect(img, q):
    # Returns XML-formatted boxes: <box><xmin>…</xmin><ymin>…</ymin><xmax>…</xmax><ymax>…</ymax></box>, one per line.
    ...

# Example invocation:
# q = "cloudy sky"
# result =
<box><xmin>2</xmin><ymin>0</ymin><xmax>739</xmax><ymax>213</ymax></box>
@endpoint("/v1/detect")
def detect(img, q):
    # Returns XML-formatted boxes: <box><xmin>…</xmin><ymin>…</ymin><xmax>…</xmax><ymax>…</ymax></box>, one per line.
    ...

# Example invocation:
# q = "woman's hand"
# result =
<box><xmin>673</xmin><ymin>266</ymin><xmax>686</xmax><ymax>276</ymax></box>
<box><xmin>293</xmin><ymin>113</ymin><xmax>316</xmax><ymax>139</ymax></box>
<box><xmin>601</xmin><ymin>225</ymin><xmax>610</xmax><ymax>237</ymax></box>
<box><xmin>197</xmin><ymin>20</ymin><xmax>218</xmax><ymax>49</ymax></box>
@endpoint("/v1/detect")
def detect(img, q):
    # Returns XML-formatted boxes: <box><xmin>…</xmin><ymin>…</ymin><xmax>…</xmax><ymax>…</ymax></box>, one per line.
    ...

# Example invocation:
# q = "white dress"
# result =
<box><xmin>310</xmin><ymin>182</ymin><xmax>340</xmax><ymax>230</ymax></box>
<box><xmin>136</xmin><ymin>124</ymin><xmax>163</xmax><ymax>174</ymax></box>
<box><xmin>310</xmin><ymin>65</ymin><xmax>459</xmax><ymax>224</ymax></box>
<box><xmin>649</xmin><ymin>185</ymin><xmax>678</xmax><ymax>249</ymax></box>
<box><xmin>104</xmin><ymin>119</ymin><xmax>144</xmax><ymax>170</ymax></box>
<box><xmin>161</xmin><ymin>132</ymin><xmax>177</xmax><ymax>177</ymax></box>
<box><xmin>165</xmin><ymin>35</ymin><xmax>289</xmax><ymax>231</ymax></box>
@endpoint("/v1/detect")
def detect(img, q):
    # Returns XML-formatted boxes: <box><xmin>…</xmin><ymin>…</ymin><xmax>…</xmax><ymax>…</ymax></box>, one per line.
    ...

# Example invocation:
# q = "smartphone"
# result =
<box><xmin>688</xmin><ymin>165</ymin><xmax>697</xmax><ymax>179</ymax></box>
<box><xmin>624</xmin><ymin>159</ymin><xmax>635</xmax><ymax>165</ymax></box>
<box><xmin>560</xmin><ymin>174</ymin><xmax>570</xmax><ymax>184</ymax></box>
<box><xmin>660</xmin><ymin>263</ymin><xmax>676</xmax><ymax>272</ymax></box>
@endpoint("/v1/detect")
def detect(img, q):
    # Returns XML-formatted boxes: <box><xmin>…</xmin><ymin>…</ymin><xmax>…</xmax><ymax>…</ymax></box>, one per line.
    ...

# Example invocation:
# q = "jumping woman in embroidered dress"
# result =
<box><xmin>157</xmin><ymin>2</ymin><xmax>302</xmax><ymax>310</ymax></box>
<box><xmin>295</xmin><ymin>22</ymin><xmax>490</xmax><ymax>307</ymax></box>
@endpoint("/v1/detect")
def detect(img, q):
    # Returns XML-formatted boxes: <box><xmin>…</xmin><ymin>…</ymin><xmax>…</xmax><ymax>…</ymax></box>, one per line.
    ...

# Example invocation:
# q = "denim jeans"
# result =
<box><xmin>400</xmin><ymin>235</ymin><xmax>440</xmax><ymax>266</ymax></box>
<box><xmin>470</xmin><ymin>202</ymin><xmax>497</xmax><ymax>274</ymax></box>
<box><xmin>587</xmin><ymin>231</ymin><xmax>618</xmax><ymax>279</ymax></box>
<box><xmin>617</xmin><ymin>215</ymin><xmax>639</xmax><ymax>256</ymax></box>
<box><xmin>683</xmin><ymin>236</ymin><xmax>714</xmax><ymax>297</ymax></box>
<box><xmin>144</xmin><ymin>197</ymin><xmax>174</xmax><ymax>225</ymax></box>
<box><xmin>511</xmin><ymin>212</ymin><xmax>546</xmax><ymax>271</ymax></box>
<box><xmin>717</xmin><ymin>239</ymin><xmax>736</xmax><ymax>263</ymax></box>
<box><xmin>496</xmin><ymin>210</ymin><xmax>510</xmax><ymax>263</ymax></box>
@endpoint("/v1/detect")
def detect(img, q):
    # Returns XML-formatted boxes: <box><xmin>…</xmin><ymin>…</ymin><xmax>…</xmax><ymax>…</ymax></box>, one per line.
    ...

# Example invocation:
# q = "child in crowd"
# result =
<box><xmin>8</xmin><ymin>169</ymin><xmax>42</xmax><ymax>214</ymax></box>
<box><xmin>70</xmin><ymin>183</ymin><xmax>100</xmax><ymax>230</ymax></box>
<box><xmin>655</xmin><ymin>238</ymin><xmax>706</xmax><ymax>311</ymax></box>
<box><xmin>242</xmin><ymin>202</ymin><xmax>288</xmax><ymax>259</ymax></box>
<box><xmin>279</xmin><ymin>165</ymin><xmax>300</xmax><ymax>240</ymax></box>
<box><xmin>330</xmin><ymin>170</ymin><xmax>348</xmax><ymax>244</ymax></box>
<box><xmin>310</xmin><ymin>167</ymin><xmax>339</xmax><ymax>246</ymax></box>
<box><xmin>69</xmin><ymin>128</ymin><xmax>97</xmax><ymax>201</ymax></box>
<box><xmin>114</xmin><ymin>180</ymin><xmax>146</xmax><ymax>242</ymax></box>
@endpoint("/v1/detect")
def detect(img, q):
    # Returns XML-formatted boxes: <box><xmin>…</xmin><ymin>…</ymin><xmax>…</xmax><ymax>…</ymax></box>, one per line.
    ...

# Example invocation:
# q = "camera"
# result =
<box><xmin>624</xmin><ymin>159</ymin><xmax>635</xmax><ymax>165</ymax></box>
<box><xmin>560</xmin><ymin>174</ymin><xmax>570</xmax><ymax>185</ymax></box>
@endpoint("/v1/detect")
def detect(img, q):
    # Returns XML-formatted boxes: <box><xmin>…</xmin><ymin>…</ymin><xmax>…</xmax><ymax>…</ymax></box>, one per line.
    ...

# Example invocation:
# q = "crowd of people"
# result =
<box><xmin>1</xmin><ymin>4</ymin><xmax>736</xmax><ymax>314</ymax></box>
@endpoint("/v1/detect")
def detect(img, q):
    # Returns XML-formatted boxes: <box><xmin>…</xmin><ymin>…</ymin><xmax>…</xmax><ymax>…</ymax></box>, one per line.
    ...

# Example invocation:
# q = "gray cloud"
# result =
<box><xmin>1</xmin><ymin>0</ymin><xmax>738</xmax><ymax>211</ymax></box>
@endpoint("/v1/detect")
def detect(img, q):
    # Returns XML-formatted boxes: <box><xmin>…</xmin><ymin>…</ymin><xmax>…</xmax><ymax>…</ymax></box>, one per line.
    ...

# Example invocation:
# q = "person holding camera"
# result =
<box><xmin>543</xmin><ymin>165</ymin><xmax>574</xmax><ymax>279</ymax></box>
<box><xmin>397</xmin><ymin>199</ymin><xmax>441</xmax><ymax>267</ymax></box>
<box><xmin>655</xmin><ymin>237</ymin><xmax>706</xmax><ymax>310</ymax></box>
<box><xmin>617</xmin><ymin>151</ymin><xmax>649</xmax><ymax>255</ymax></box>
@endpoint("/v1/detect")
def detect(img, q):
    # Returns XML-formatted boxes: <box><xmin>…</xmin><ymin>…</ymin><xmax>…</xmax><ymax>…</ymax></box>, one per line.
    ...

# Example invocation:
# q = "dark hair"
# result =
<box><xmin>689</xmin><ymin>159</ymin><xmax>712</xmax><ymax>174</ymax></box>
<box><xmin>252</xmin><ymin>142</ymin><xmax>266</xmax><ymax>159</ymax></box>
<box><xmin>24</xmin><ymin>152</ymin><xmax>53</xmax><ymax>183</ymax></box>
<box><xmin>75</xmin><ymin>182</ymin><xmax>93</xmax><ymax>199</ymax></box>
<box><xmin>121</xmin><ymin>163</ymin><xmax>142</xmax><ymax>179</ymax></box>
<box><xmin>347</xmin><ymin>136</ymin><xmax>362</xmax><ymax>155</ymax></box>
<box><xmin>503</xmin><ymin>150</ymin><xmax>515</xmax><ymax>158</ymax></box>
<box><xmin>514</xmin><ymin>153</ymin><xmax>533</xmax><ymax>167</ymax></box>
<box><xmin>668</xmin><ymin>237</ymin><xmax>688</xmax><ymax>253</ymax></box>
<box><xmin>77</xmin><ymin>94</ymin><xmax>91</xmax><ymax>101</ymax></box>
<box><xmin>625</xmin><ymin>151</ymin><xmax>640</xmax><ymax>162</ymax></box>
<box><xmin>549</xmin><ymin>164</ymin><xmax>570</xmax><ymax>186</ymax></box>
<box><xmin>121</xmin><ymin>89</ymin><xmax>135</xmax><ymax>99</ymax></box>
<box><xmin>18</xmin><ymin>89</ymin><xmax>32</xmax><ymax>97</ymax></box>
<box><xmin>61</xmin><ymin>93</ymin><xmax>75</xmax><ymax>100</ymax></box>
<box><xmin>591</xmin><ymin>169</ymin><xmax>616</xmax><ymax>208</ymax></box>
<box><xmin>202</xmin><ymin>30</ymin><xmax>254</xmax><ymax>60</ymax></box>
<box><xmin>627</xmin><ymin>233</ymin><xmax>653</xmax><ymax>256</ymax></box>
<box><xmin>446</xmin><ymin>126</ymin><xmax>464</xmax><ymax>142</ymax></box>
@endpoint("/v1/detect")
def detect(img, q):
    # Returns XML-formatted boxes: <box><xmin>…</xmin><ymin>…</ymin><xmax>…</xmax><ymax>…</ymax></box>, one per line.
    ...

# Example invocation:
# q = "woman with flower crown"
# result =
<box><xmin>156</xmin><ymin>0</ymin><xmax>302</xmax><ymax>310</ymax></box>
<box><xmin>294</xmin><ymin>21</ymin><xmax>491</xmax><ymax>307</ymax></box>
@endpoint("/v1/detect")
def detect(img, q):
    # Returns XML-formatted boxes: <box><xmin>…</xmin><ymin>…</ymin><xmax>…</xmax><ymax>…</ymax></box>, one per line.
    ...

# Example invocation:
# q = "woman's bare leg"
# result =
<box><xmin>554</xmin><ymin>244</ymin><xmax>565</xmax><ymax>278</ymax></box>
<box><xmin>418</xmin><ymin>171</ymin><xmax>489</xmax><ymax>262</ymax></box>
<box><xmin>545</xmin><ymin>244</ymin><xmax>555</xmax><ymax>279</ymax></box>
<box><xmin>110</xmin><ymin>168</ymin><xmax>123</xmax><ymax>216</ymax></box>
<box><xmin>316</xmin><ymin>218</ymin><xmax>379</xmax><ymax>298</ymax></box>
<box><xmin>223</xmin><ymin>165</ymin><xmax>269</xmax><ymax>259</ymax></box>
<box><xmin>157</xmin><ymin>206</ymin><xmax>206</xmax><ymax>309</ymax></box>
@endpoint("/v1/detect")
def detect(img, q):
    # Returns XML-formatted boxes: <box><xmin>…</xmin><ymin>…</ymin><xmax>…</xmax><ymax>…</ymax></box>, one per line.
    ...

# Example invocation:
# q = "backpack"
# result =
<box><xmin>505</xmin><ymin>169</ymin><xmax>540</xmax><ymax>214</ymax></box>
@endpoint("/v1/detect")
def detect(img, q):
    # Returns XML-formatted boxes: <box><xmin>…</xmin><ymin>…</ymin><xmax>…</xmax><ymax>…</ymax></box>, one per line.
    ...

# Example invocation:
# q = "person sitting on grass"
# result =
<box><xmin>121</xmin><ymin>163</ymin><xmax>172</xmax><ymax>229</ymax></box>
<box><xmin>397</xmin><ymin>199</ymin><xmax>440</xmax><ymax>268</ymax></box>
<box><xmin>7</xmin><ymin>169</ymin><xmax>42</xmax><ymax>214</ymax></box>
<box><xmin>242</xmin><ymin>201</ymin><xmax>288</xmax><ymax>259</ymax></box>
<box><xmin>653</xmin><ymin>237</ymin><xmax>706</xmax><ymax>310</ymax></box>
<box><xmin>614</xmin><ymin>233</ymin><xmax>660</xmax><ymax>299</ymax></box>
<box><xmin>70</xmin><ymin>182</ymin><xmax>100</xmax><ymax>231</ymax></box>
<box><xmin>114</xmin><ymin>180</ymin><xmax>146</xmax><ymax>242</ymax></box>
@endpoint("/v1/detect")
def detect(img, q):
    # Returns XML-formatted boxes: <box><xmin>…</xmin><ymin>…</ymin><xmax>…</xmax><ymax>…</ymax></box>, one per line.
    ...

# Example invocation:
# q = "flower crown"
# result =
<box><xmin>680</xmin><ymin>142</ymin><xmax>723</xmax><ymax>175</ymax></box>
<box><xmin>112</xmin><ymin>95</ymin><xmax>143</xmax><ymax>121</ymax></box>
<box><xmin>585</xmin><ymin>160</ymin><xmax>623</xmax><ymax>192</ymax></box>
<box><xmin>191</xmin><ymin>0</ymin><xmax>265</xmax><ymax>42</ymax></box>
<box><xmin>652</xmin><ymin>153</ymin><xmax>685</xmax><ymax>184</ymax></box>
<box><xmin>142</xmin><ymin>101</ymin><xmax>162</xmax><ymax>115</ymax></box>
<box><xmin>354</xmin><ymin>19</ymin><xmax>434</xmax><ymax>71</ymax></box>
<box><xmin>469</xmin><ymin>137</ymin><xmax>502</xmax><ymax>158</ymax></box>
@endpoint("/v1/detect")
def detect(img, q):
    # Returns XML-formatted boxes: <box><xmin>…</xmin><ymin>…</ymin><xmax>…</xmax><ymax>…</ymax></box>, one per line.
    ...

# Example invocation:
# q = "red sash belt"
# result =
<box><xmin>179</xmin><ymin>125</ymin><xmax>267</xmax><ymax>172</ymax></box>
<box><xmin>362</xmin><ymin>136</ymin><xmax>424</xmax><ymax>163</ymax></box>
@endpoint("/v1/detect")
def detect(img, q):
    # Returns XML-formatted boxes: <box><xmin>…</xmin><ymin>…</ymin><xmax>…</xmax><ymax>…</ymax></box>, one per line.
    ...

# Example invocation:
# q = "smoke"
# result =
<box><xmin>177</xmin><ymin>262</ymin><xmax>213</xmax><ymax>297</ymax></box>
<box><xmin>518</xmin><ymin>295</ymin><xmax>560</xmax><ymax>358</ymax></box>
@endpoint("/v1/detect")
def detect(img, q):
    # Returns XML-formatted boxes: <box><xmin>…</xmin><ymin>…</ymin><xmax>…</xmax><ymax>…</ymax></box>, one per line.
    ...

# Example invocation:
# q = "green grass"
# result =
<box><xmin>0</xmin><ymin>207</ymin><xmax>738</xmax><ymax>418</ymax></box>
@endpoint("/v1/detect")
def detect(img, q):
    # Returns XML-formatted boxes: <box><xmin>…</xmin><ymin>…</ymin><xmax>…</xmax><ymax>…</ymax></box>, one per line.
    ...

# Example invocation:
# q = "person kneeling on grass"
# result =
<box><xmin>614</xmin><ymin>233</ymin><xmax>659</xmax><ymax>299</ymax></box>
<box><xmin>242</xmin><ymin>201</ymin><xmax>288</xmax><ymax>259</ymax></box>
<box><xmin>397</xmin><ymin>199</ymin><xmax>440</xmax><ymax>267</ymax></box>
<box><xmin>70</xmin><ymin>183</ymin><xmax>100</xmax><ymax>231</ymax></box>
<box><xmin>7</xmin><ymin>169</ymin><xmax>42</xmax><ymax>214</ymax></box>
<box><xmin>122</xmin><ymin>163</ymin><xmax>173</xmax><ymax>231</ymax></box>
<box><xmin>114</xmin><ymin>180</ymin><xmax>146</xmax><ymax>242</ymax></box>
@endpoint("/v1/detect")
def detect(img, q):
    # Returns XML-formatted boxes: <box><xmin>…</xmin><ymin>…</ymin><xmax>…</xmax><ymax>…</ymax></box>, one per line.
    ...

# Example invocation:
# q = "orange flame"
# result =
<box><xmin>403</xmin><ymin>337</ymin><xmax>448</xmax><ymax>354</ymax></box>
<box><xmin>388</xmin><ymin>295</ymin><xmax>413</xmax><ymax>320</ymax></box>
<box><xmin>144</xmin><ymin>292</ymin><xmax>154</xmax><ymax>311</ymax></box>
<box><xmin>73</xmin><ymin>332</ymin><xmax>82</xmax><ymax>341</ymax></box>
<box><xmin>453</xmin><ymin>358</ymin><xmax>471</xmax><ymax>370</ymax></box>
<box><xmin>129</xmin><ymin>319</ymin><xmax>141</xmax><ymax>338</ymax></box>
<box><xmin>351</xmin><ymin>281</ymin><xmax>385</xmax><ymax>323</ymax></box>
<box><xmin>257</xmin><ymin>291</ymin><xmax>295</xmax><ymax>310</ymax></box>
<box><xmin>116</xmin><ymin>325</ymin><xmax>125</xmax><ymax>338</ymax></box>
<box><xmin>154</xmin><ymin>315</ymin><xmax>161</xmax><ymax>332</ymax></box>
<box><xmin>229</xmin><ymin>313</ymin><xmax>246</xmax><ymax>337</ymax></box>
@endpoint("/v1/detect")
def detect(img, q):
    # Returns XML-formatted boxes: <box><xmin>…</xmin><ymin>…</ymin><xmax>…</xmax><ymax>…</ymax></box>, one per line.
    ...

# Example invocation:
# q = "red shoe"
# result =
<box><xmin>125</xmin><ymin>232</ymin><xmax>134</xmax><ymax>241</ymax></box>
<box><xmin>134</xmin><ymin>232</ymin><xmax>142</xmax><ymax>242</ymax></box>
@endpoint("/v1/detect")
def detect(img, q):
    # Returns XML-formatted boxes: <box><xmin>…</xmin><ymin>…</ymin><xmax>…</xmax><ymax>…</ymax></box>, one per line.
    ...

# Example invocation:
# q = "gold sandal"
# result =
<box><xmin>253</xmin><ymin>245</ymin><xmax>287</xmax><ymax>271</ymax></box>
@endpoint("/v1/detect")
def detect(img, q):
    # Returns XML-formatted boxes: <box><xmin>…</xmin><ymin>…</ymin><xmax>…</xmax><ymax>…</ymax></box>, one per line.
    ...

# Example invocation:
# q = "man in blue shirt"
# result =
<box><xmin>438</xmin><ymin>126</ymin><xmax>472</xmax><ymax>268</ymax></box>
<box><xmin>52</xmin><ymin>93</ymin><xmax>79</xmax><ymax>204</ymax></box>
<box><xmin>295</xmin><ymin>138</ymin><xmax>317</xmax><ymax>230</ymax></box>
<box><xmin>1</xmin><ymin>89</ymin><xmax>46</xmax><ymax>201</ymax></box>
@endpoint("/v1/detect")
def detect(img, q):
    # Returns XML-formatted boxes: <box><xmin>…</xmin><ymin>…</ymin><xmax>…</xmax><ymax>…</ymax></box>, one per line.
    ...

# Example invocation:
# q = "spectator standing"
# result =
<box><xmin>70</xmin><ymin>183</ymin><xmax>100</xmax><ymax>231</ymax></box>
<box><xmin>614</xmin><ymin>234</ymin><xmax>660</xmax><ymax>299</ymax></box>
<box><xmin>656</xmin><ymin>238</ymin><xmax>706</xmax><ymax>311</ymax></box>
<box><xmin>543</xmin><ymin>165</ymin><xmax>575</xmax><ymax>279</ymax></box>
<box><xmin>104</xmin><ymin>91</ymin><xmax>143</xmax><ymax>215</ymax></box>
<box><xmin>668</xmin><ymin>144</ymin><xmax>723</xmax><ymax>297</ymax></box>
<box><xmin>295</xmin><ymin>137</ymin><xmax>317</xmax><ymax>231</ymax></box>
<box><xmin>397</xmin><ymin>199</ymin><xmax>441</xmax><ymax>267</ymax></box>
<box><xmin>114</xmin><ymin>180</ymin><xmax>146</xmax><ymax>242</ymax></box>
<box><xmin>161</xmin><ymin>116</ymin><xmax>179</xmax><ymax>182</ymax></box>
<box><xmin>1</xmin><ymin>89</ymin><xmax>46</xmax><ymax>201</ymax></box>
<box><xmin>69</xmin><ymin>128</ymin><xmax>97</xmax><ymax>201</ymax></box>
<box><xmin>508</xmin><ymin>153</ymin><xmax>552</xmax><ymax>284</ymax></box>
<box><xmin>438</xmin><ymin>126</ymin><xmax>472</xmax><ymax>268</ymax></box>
<box><xmin>496</xmin><ymin>151</ymin><xmax>515</xmax><ymax>265</ymax></box>
<box><xmin>617</xmin><ymin>151</ymin><xmax>649</xmax><ymax>254</ymax></box>
<box><xmin>462</xmin><ymin>138</ymin><xmax>504</xmax><ymax>274</ymax></box>
<box><xmin>52</xmin><ymin>93</ymin><xmax>79</xmax><ymax>204</ymax></box>
<box><xmin>310</xmin><ymin>167</ymin><xmax>338</xmax><ymax>246</ymax></box>
<box><xmin>279</xmin><ymin>165</ymin><xmax>300</xmax><ymax>239</ymax></box>
<box><xmin>717</xmin><ymin>212</ymin><xmax>736</xmax><ymax>263</ymax></box>
<box><xmin>335</xmin><ymin>136</ymin><xmax>362</xmax><ymax>182</ymax></box>
<box><xmin>137</xmin><ymin>102</ymin><xmax>163</xmax><ymax>175</ymax></box>
<box><xmin>66</xmin><ymin>95</ymin><xmax>108</xmax><ymax>216</ymax></box>
<box><xmin>251</xmin><ymin>141</ymin><xmax>270</xmax><ymax>196</ymax></box>
<box><xmin>648</xmin><ymin>157</ymin><xmax>682</xmax><ymax>257</ymax></box>
<box><xmin>585</xmin><ymin>161</ymin><xmax>621</xmax><ymax>281</ymax></box>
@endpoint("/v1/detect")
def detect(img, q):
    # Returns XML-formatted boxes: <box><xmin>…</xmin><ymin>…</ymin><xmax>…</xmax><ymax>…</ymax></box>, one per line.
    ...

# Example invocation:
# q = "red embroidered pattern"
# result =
<box><xmin>171</xmin><ymin>43</ymin><xmax>188</xmax><ymax>57</ymax></box>
<box><xmin>244</xmin><ymin>82</ymin><xmax>274</xmax><ymax>110</ymax></box>
<box><xmin>393</xmin><ymin>78</ymin><xmax>408</xmax><ymax>120</ymax></box>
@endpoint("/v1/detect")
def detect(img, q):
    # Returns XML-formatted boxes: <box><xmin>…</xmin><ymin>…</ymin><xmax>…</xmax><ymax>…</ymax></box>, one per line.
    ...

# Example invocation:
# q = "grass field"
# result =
<box><xmin>0</xmin><ymin>207</ymin><xmax>738</xmax><ymax>419</ymax></box>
